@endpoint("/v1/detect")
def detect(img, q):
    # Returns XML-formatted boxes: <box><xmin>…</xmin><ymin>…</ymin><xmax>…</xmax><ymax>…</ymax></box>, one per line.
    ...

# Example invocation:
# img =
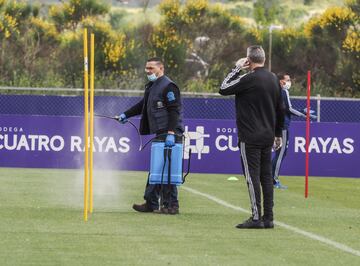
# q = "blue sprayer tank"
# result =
<box><xmin>149</xmin><ymin>142</ymin><xmax>183</xmax><ymax>185</ymax></box>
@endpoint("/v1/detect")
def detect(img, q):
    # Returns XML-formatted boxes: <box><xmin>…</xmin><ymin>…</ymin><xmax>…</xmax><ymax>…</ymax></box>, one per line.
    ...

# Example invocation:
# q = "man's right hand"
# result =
<box><xmin>235</xmin><ymin>57</ymin><xmax>250</xmax><ymax>69</ymax></box>
<box><xmin>117</xmin><ymin>113</ymin><xmax>128</xmax><ymax>124</ymax></box>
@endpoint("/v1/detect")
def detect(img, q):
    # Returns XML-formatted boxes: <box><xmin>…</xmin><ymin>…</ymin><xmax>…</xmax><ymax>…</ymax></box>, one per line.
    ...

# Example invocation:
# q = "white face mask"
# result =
<box><xmin>147</xmin><ymin>73</ymin><xmax>158</xmax><ymax>82</ymax></box>
<box><xmin>283</xmin><ymin>81</ymin><xmax>291</xmax><ymax>90</ymax></box>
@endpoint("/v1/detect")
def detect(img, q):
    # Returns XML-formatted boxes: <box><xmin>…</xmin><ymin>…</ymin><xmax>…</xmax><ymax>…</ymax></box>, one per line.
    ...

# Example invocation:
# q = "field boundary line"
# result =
<box><xmin>182</xmin><ymin>186</ymin><xmax>360</xmax><ymax>257</ymax></box>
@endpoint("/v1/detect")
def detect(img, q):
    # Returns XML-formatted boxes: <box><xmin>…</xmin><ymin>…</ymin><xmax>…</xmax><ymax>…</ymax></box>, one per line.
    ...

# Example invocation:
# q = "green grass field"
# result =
<box><xmin>0</xmin><ymin>168</ymin><xmax>359</xmax><ymax>265</ymax></box>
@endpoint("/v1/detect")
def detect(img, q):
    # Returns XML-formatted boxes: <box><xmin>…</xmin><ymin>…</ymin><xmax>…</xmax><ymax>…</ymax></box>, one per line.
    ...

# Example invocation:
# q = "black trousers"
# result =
<box><xmin>239</xmin><ymin>142</ymin><xmax>274</xmax><ymax>221</ymax></box>
<box><xmin>143</xmin><ymin>133</ymin><xmax>182</xmax><ymax>210</ymax></box>
<box><xmin>144</xmin><ymin>176</ymin><xmax>178</xmax><ymax>209</ymax></box>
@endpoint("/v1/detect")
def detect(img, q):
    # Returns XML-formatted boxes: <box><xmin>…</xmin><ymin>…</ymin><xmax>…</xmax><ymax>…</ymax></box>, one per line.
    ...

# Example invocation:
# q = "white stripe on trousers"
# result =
<box><xmin>274</xmin><ymin>129</ymin><xmax>287</xmax><ymax>182</ymax></box>
<box><xmin>240</xmin><ymin>142</ymin><xmax>259</xmax><ymax>220</ymax></box>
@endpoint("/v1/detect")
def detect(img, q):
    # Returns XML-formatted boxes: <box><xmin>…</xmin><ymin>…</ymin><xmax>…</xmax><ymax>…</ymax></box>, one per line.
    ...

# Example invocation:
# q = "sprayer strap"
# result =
<box><xmin>183</xmin><ymin>148</ymin><xmax>192</xmax><ymax>183</ymax></box>
<box><xmin>167</xmin><ymin>147</ymin><xmax>172</xmax><ymax>185</ymax></box>
<box><xmin>161</xmin><ymin>147</ymin><xmax>168</xmax><ymax>185</ymax></box>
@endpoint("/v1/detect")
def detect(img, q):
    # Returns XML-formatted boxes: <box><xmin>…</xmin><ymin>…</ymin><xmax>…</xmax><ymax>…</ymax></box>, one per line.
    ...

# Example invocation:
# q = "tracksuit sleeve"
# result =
<box><xmin>163</xmin><ymin>84</ymin><xmax>181</xmax><ymax>132</ymax></box>
<box><xmin>219</xmin><ymin>66</ymin><xmax>250</xmax><ymax>95</ymax></box>
<box><xmin>124</xmin><ymin>99</ymin><xmax>144</xmax><ymax>118</ymax></box>
<box><xmin>275</xmin><ymin>85</ymin><xmax>285</xmax><ymax>137</ymax></box>
<box><xmin>284</xmin><ymin>89</ymin><xmax>306</xmax><ymax>118</ymax></box>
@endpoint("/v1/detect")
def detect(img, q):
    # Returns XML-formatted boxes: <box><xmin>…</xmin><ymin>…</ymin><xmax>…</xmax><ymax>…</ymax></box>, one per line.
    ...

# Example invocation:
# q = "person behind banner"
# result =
<box><xmin>219</xmin><ymin>45</ymin><xmax>285</xmax><ymax>229</ymax></box>
<box><xmin>272</xmin><ymin>72</ymin><xmax>317</xmax><ymax>189</ymax></box>
<box><xmin>117</xmin><ymin>57</ymin><xmax>184</xmax><ymax>215</ymax></box>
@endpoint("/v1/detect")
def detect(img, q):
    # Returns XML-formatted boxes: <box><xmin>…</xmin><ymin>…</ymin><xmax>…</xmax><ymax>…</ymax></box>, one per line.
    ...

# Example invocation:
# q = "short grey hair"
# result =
<box><xmin>246</xmin><ymin>45</ymin><xmax>265</xmax><ymax>64</ymax></box>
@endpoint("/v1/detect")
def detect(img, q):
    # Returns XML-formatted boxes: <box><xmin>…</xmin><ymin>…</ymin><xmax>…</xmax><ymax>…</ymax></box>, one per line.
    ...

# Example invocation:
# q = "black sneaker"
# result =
<box><xmin>263</xmin><ymin>220</ymin><xmax>274</xmax><ymax>229</ymax></box>
<box><xmin>235</xmin><ymin>217</ymin><xmax>264</xmax><ymax>229</ymax></box>
<box><xmin>262</xmin><ymin>216</ymin><xmax>274</xmax><ymax>229</ymax></box>
<box><xmin>132</xmin><ymin>202</ymin><xmax>154</xmax><ymax>213</ymax></box>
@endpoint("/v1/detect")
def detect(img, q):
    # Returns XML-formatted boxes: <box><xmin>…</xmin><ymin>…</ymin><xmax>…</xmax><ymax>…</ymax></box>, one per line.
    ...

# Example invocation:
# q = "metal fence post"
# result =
<box><xmin>317</xmin><ymin>94</ymin><xmax>321</xmax><ymax>122</ymax></box>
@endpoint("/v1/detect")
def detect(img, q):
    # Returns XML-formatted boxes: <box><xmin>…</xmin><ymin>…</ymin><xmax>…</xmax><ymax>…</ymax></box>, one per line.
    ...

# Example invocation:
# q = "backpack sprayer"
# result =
<box><xmin>94</xmin><ymin>114</ymin><xmax>192</xmax><ymax>185</ymax></box>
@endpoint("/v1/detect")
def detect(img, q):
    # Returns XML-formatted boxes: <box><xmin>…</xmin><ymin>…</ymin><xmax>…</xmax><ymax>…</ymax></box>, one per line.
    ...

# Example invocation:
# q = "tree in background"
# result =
<box><xmin>303</xmin><ymin>5</ymin><xmax>358</xmax><ymax>96</ymax></box>
<box><xmin>0</xmin><ymin>0</ymin><xmax>359</xmax><ymax>96</ymax></box>
<box><xmin>253</xmin><ymin>0</ymin><xmax>281</xmax><ymax>26</ymax></box>
<box><xmin>304</xmin><ymin>0</ymin><xmax>314</xmax><ymax>5</ymax></box>
<box><xmin>342</xmin><ymin>0</ymin><xmax>360</xmax><ymax>94</ymax></box>
<box><xmin>150</xmin><ymin>0</ymin><xmax>188</xmax><ymax>85</ymax></box>
<box><xmin>49</xmin><ymin>0</ymin><xmax>109</xmax><ymax>31</ymax></box>
<box><xmin>0</xmin><ymin>1</ymin><xmax>43</xmax><ymax>86</ymax></box>
<box><xmin>149</xmin><ymin>0</ymin><xmax>256</xmax><ymax>91</ymax></box>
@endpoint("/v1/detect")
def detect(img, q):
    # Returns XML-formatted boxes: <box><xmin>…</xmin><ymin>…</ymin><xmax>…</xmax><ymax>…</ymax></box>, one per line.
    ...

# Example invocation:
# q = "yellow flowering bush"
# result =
<box><xmin>304</xmin><ymin>7</ymin><xmax>356</xmax><ymax>37</ymax></box>
<box><xmin>49</xmin><ymin>0</ymin><xmax>109</xmax><ymax>30</ymax></box>
<box><xmin>103</xmin><ymin>34</ymin><xmax>126</xmax><ymax>68</ymax></box>
<box><xmin>0</xmin><ymin>13</ymin><xmax>18</xmax><ymax>39</ymax></box>
<box><xmin>343</xmin><ymin>28</ymin><xmax>360</xmax><ymax>54</ymax></box>
<box><xmin>151</xmin><ymin>26</ymin><xmax>186</xmax><ymax>70</ymax></box>
<box><xmin>279</xmin><ymin>28</ymin><xmax>303</xmax><ymax>53</ymax></box>
<box><xmin>247</xmin><ymin>27</ymin><xmax>263</xmax><ymax>43</ymax></box>
<box><xmin>30</xmin><ymin>17</ymin><xmax>58</xmax><ymax>43</ymax></box>
<box><xmin>319</xmin><ymin>7</ymin><xmax>355</xmax><ymax>29</ymax></box>
<box><xmin>0</xmin><ymin>0</ymin><xmax>358</xmax><ymax>94</ymax></box>
<box><xmin>182</xmin><ymin>0</ymin><xmax>208</xmax><ymax>24</ymax></box>
<box><xmin>159</xmin><ymin>0</ymin><xmax>181</xmax><ymax>19</ymax></box>
<box><xmin>81</xmin><ymin>18</ymin><xmax>129</xmax><ymax>71</ymax></box>
<box><xmin>304</xmin><ymin>16</ymin><xmax>321</xmax><ymax>37</ymax></box>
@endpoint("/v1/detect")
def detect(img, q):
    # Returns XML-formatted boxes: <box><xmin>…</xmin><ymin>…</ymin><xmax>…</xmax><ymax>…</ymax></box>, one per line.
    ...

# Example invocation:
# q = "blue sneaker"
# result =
<box><xmin>274</xmin><ymin>181</ymin><xmax>288</xmax><ymax>189</ymax></box>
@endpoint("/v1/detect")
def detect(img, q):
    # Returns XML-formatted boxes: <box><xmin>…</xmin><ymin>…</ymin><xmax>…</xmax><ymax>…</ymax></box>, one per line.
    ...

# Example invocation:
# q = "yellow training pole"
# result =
<box><xmin>89</xmin><ymin>33</ymin><xmax>95</xmax><ymax>213</ymax></box>
<box><xmin>83</xmin><ymin>28</ymin><xmax>89</xmax><ymax>221</ymax></box>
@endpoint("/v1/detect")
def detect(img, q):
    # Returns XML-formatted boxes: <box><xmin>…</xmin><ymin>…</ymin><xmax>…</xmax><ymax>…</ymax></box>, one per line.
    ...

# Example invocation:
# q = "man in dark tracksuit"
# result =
<box><xmin>219</xmin><ymin>45</ymin><xmax>284</xmax><ymax>229</ymax></box>
<box><xmin>272</xmin><ymin>73</ymin><xmax>317</xmax><ymax>189</ymax></box>
<box><xmin>118</xmin><ymin>57</ymin><xmax>183</xmax><ymax>215</ymax></box>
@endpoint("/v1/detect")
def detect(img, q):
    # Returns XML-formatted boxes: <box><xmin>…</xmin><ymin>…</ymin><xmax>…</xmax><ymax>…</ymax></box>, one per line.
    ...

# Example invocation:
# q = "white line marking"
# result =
<box><xmin>182</xmin><ymin>186</ymin><xmax>360</xmax><ymax>257</ymax></box>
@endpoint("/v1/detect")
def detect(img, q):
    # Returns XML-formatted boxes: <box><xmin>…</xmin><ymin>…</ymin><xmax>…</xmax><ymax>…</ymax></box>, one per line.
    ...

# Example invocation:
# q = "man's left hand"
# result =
<box><xmin>310</xmin><ymin>114</ymin><xmax>317</xmax><ymax>120</ymax></box>
<box><xmin>273</xmin><ymin>137</ymin><xmax>282</xmax><ymax>151</ymax></box>
<box><xmin>165</xmin><ymin>134</ymin><xmax>175</xmax><ymax>147</ymax></box>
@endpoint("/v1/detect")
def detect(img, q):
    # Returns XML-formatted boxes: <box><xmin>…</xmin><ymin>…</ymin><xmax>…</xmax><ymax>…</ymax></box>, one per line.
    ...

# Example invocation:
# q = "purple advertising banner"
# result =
<box><xmin>0</xmin><ymin>114</ymin><xmax>359</xmax><ymax>177</ymax></box>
